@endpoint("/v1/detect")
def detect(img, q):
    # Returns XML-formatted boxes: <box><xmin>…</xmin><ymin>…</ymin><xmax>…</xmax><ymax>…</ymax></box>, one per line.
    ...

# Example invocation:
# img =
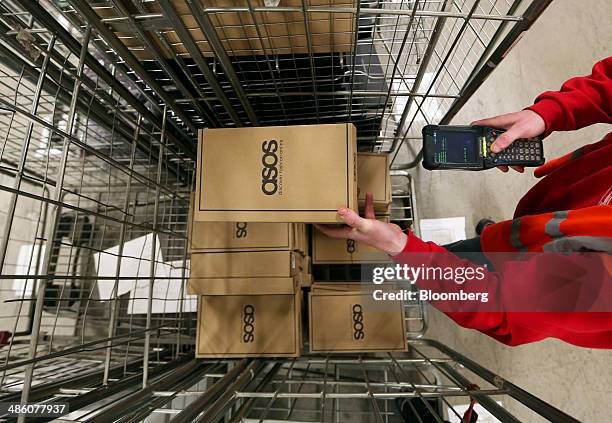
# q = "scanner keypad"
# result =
<box><xmin>486</xmin><ymin>129</ymin><xmax>542</xmax><ymax>164</ymax></box>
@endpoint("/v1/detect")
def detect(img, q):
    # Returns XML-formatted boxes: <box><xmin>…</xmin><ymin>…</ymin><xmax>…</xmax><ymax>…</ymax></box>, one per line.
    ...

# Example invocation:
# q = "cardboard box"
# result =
<box><xmin>293</xmin><ymin>223</ymin><xmax>310</xmax><ymax>256</ymax></box>
<box><xmin>312</xmin><ymin>217</ymin><xmax>392</xmax><ymax>264</ymax></box>
<box><xmin>299</xmin><ymin>272</ymin><xmax>313</xmax><ymax>288</ymax></box>
<box><xmin>187</xmin><ymin>193</ymin><xmax>298</xmax><ymax>252</ymax></box>
<box><xmin>297</xmin><ymin>256</ymin><xmax>312</xmax><ymax>288</ymax></box>
<box><xmin>190</xmin><ymin>220</ymin><xmax>295</xmax><ymax>252</ymax></box>
<box><xmin>194</xmin><ymin>277</ymin><xmax>301</xmax><ymax>357</ymax></box>
<box><xmin>357</xmin><ymin>153</ymin><xmax>391</xmax><ymax>213</ymax></box>
<box><xmin>309</xmin><ymin>291</ymin><xmax>407</xmax><ymax>353</ymax></box>
<box><xmin>188</xmin><ymin>276</ymin><xmax>296</xmax><ymax>295</ymax></box>
<box><xmin>311</xmin><ymin>282</ymin><xmax>364</xmax><ymax>293</ymax></box>
<box><xmin>94</xmin><ymin>233</ymin><xmax>163</xmax><ymax>300</ymax></box>
<box><xmin>190</xmin><ymin>251</ymin><xmax>301</xmax><ymax>279</ymax></box>
<box><xmin>303</xmin><ymin>255</ymin><xmax>312</xmax><ymax>275</ymax></box>
<box><xmin>97</xmin><ymin>0</ymin><xmax>355</xmax><ymax>59</ymax></box>
<box><xmin>194</xmin><ymin>123</ymin><xmax>358</xmax><ymax>223</ymax></box>
<box><xmin>129</xmin><ymin>260</ymin><xmax>197</xmax><ymax>314</ymax></box>
<box><xmin>292</xmin><ymin>223</ymin><xmax>303</xmax><ymax>255</ymax></box>
<box><xmin>303</xmin><ymin>224</ymin><xmax>310</xmax><ymax>255</ymax></box>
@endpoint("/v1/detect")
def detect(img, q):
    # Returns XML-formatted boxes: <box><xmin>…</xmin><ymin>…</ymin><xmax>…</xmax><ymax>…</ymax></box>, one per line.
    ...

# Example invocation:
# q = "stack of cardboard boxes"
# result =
<box><xmin>188</xmin><ymin>223</ymin><xmax>307</xmax><ymax>357</ymax></box>
<box><xmin>189</xmin><ymin>123</ymin><xmax>406</xmax><ymax>357</ymax></box>
<box><xmin>188</xmin><ymin>215</ymin><xmax>311</xmax><ymax>357</ymax></box>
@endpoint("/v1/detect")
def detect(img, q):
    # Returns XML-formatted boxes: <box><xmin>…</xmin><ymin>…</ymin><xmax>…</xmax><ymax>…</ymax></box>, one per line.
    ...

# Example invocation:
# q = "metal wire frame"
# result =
<box><xmin>0</xmin><ymin>2</ymin><xmax>195</xmax><ymax>421</ymax></box>
<box><xmin>390</xmin><ymin>170</ymin><xmax>428</xmax><ymax>339</ymax></box>
<box><xmin>9</xmin><ymin>339</ymin><xmax>577</xmax><ymax>422</ymax></box>
<box><xmin>51</xmin><ymin>0</ymin><xmax>551</xmax><ymax>153</ymax></box>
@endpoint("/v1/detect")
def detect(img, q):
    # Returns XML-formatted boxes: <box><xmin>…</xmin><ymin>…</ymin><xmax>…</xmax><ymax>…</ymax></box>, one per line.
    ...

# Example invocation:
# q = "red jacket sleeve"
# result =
<box><xmin>393</xmin><ymin>232</ymin><xmax>511</xmax><ymax>341</ymax></box>
<box><xmin>393</xmin><ymin>231</ymin><xmax>612</xmax><ymax>348</ymax></box>
<box><xmin>526</xmin><ymin>57</ymin><xmax>612</xmax><ymax>136</ymax></box>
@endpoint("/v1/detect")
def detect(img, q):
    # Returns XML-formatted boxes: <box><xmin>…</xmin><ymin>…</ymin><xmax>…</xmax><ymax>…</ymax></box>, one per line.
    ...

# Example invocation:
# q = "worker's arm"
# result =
<box><xmin>472</xmin><ymin>56</ymin><xmax>612</xmax><ymax>171</ymax></box>
<box><xmin>316</xmin><ymin>208</ymin><xmax>514</xmax><ymax>341</ymax></box>
<box><xmin>392</xmin><ymin>230</ymin><xmax>511</xmax><ymax>342</ymax></box>
<box><xmin>314</xmin><ymin>199</ymin><xmax>511</xmax><ymax>339</ymax></box>
<box><xmin>316</xmin><ymin>200</ymin><xmax>612</xmax><ymax>347</ymax></box>
<box><xmin>392</xmin><ymin>231</ymin><xmax>612</xmax><ymax>347</ymax></box>
<box><xmin>527</xmin><ymin>56</ymin><xmax>612</xmax><ymax>136</ymax></box>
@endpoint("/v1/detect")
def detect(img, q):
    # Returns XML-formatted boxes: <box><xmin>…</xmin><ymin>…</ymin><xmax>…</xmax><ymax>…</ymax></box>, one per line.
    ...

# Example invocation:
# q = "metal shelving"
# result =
<box><xmin>0</xmin><ymin>0</ymin><xmax>580</xmax><ymax>421</ymax></box>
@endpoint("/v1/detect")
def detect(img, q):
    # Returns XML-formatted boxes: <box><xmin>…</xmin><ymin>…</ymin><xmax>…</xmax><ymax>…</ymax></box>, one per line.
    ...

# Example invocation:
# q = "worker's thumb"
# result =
<box><xmin>491</xmin><ymin>129</ymin><xmax>520</xmax><ymax>153</ymax></box>
<box><xmin>338</xmin><ymin>208</ymin><xmax>365</xmax><ymax>230</ymax></box>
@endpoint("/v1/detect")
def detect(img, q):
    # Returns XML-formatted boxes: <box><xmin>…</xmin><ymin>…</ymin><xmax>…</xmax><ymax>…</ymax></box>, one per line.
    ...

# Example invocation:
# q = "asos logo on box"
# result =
<box><xmin>235</xmin><ymin>222</ymin><xmax>248</xmax><ymax>238</ymax></box>
<box><xmin>352</xmin><ymin>304</ymin><xmax>365</xmax><ymax>340</ymax></box>
<box><xmin>346</xmin><ymin>239</ymin><xmax>356</xmax><ymax>254</ymax></box>
<box><xmin>242</xmin><ymin>304</ymin><xmax>255</xmax><ymax>343</ymax></box>
<box><xmin>261</xmin><ymin>140</ymin><xmax>279</xmax><ymax>195</ymax></box>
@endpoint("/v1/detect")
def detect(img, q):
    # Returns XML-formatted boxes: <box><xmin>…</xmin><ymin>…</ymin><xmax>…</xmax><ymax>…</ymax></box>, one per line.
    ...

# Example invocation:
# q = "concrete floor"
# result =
<box><xmin>401</xmin><ymin>1</ymin><xmax>612</xmax><ymax>421</ymax></box>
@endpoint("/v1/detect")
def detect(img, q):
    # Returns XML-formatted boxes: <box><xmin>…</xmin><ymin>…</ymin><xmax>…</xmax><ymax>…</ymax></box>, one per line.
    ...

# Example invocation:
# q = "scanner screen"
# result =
<box><xmin>433</xmin><ymin>130</ymin><xmax>479</xmax><ymax>164</ymax></box>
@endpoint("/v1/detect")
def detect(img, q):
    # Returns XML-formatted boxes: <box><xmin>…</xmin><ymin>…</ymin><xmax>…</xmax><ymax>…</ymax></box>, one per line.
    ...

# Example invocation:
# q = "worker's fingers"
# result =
<box><xmin>491</xmin><ymin>126</ymin><xmax>522</xmax><ymax>153</ymax></box>
<box><xmin>510</xmin><ymin>166</ymin><xmax>525</xmax><ymax>173</ymax></box>
<box><xmin>497</xmin><ymin>165</ymin><xmax>509</xmax><ymax>173</ymax></box>
<box><xmin>364</xmin><ymin>192</ymin><xmax>376</xmax><ymax>220</ymax></box>
<box><xmin>337</xmin><ymin>207</ymin><xmax>366</xmax><ymax>230</ymax></box>
<box><xmin>471</xmin><ymin>113</ymin><xmax>517</xmax><ymax>129</ymax></box>
<box><xmin>313</xmin><ymin>224</ymin><xmax>353</xmax><ymax>239</ymax></box>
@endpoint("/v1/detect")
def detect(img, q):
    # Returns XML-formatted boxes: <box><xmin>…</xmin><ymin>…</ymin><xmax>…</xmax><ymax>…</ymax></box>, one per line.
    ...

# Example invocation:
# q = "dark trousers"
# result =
<box><xmin>443</xmin><ymin>236</ymin><xmax>494</xmax><ymax>270</ymax></box>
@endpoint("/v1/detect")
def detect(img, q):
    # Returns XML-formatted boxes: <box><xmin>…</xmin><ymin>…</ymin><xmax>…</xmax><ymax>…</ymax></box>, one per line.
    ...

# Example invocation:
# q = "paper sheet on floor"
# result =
<box><xmin>419</xmin><ymin>217</ymin><xmax>467</xmax><ymax>245</ymax></box>
<box><xmin>93</xmin><ymin>234</ymin><xmax>163</xmax><ymax>300</ymax></box>
<box><xmin>127</xmin><ymin>260</ymin><xmax>196</xmax><ymax>314</ymax></box>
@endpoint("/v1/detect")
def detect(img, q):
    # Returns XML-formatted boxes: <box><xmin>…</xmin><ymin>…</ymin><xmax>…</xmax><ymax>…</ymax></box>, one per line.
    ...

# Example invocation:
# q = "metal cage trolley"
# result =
<box><xmin>0</xmin><ymin>0</ymin><xmax>580</xmax><ymax>422</ymax></box>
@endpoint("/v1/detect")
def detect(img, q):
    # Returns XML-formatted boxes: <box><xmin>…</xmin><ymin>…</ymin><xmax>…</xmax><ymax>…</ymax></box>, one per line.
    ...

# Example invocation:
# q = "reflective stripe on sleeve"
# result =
<box><xmin>544</xmin><ymin>210</ymin><xmax>570</xmax><ymax>239</ymax></box>
<box><xmin>509</xmin><ymin>217</ymin><xmax>528</xmax><ymax>252</ymax></box>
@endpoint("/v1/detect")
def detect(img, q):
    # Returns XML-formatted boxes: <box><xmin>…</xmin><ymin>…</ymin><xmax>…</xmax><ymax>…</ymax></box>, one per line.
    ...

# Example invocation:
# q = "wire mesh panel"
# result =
<box><xmin>49</xmin><ymin>340</ymin><xmax>573</xmax><ymax>422</ymax></box>
<box><xmin>0</xmin><ymin>0</ymin><xmax>578</xmax><ymax>422</ymax></box>
<box><xmin>58</xmin><ymin>0</ymin><xmax>551</xmax><ymax>154</ymax></box>
<box><xmin>0</xmin><ymin>1</ymin><xmax>195</xmax><ymax>416</ymax></box>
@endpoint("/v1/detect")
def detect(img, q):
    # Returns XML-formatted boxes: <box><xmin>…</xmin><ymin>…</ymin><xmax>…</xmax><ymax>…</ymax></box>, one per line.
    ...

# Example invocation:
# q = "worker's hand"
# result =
<box><xmin>314</xmin><ymin>193</ymin><xmax>408</xmax><ymax>256</ymax></box>
<box><xmin>472</xmin><ymin>110</ymin><xmax>545</xmax><ymax>173</ymax></box>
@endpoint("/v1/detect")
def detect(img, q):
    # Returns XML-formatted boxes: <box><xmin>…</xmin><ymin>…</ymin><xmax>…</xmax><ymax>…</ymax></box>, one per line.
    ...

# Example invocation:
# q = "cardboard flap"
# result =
<box><xmin>357</xmin><ymin>153</ymin><xmax>391</xmax><ymax>209</ymax></box>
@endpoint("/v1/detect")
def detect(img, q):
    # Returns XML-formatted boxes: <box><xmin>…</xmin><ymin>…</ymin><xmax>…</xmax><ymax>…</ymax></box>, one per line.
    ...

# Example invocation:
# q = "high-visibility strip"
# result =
<box><xmin>482</xmin><ymin>206</ymin><xmax>612</xmax><ymax>254</ymax></box>
<box><xmin>509</xmin><ymin>217</ymin><xmax>528</xmax><ymax>252</ymax></box>
<box><xmin>544</xmin><ymin>210</ymin><xmax>569</xmax><ymax>239</ymax></box>
<box><xmin>543</xmin><ymin>235</ymin><xmax>612</xmax><ymax>253</ymax></box>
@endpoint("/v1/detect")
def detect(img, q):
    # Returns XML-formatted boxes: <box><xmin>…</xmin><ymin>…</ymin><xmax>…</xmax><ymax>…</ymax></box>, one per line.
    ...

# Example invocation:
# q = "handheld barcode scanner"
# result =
<box><xmin>422</xmin><ymin>125</ymin><xmax>545</xmax><ymax>170</ymax></box>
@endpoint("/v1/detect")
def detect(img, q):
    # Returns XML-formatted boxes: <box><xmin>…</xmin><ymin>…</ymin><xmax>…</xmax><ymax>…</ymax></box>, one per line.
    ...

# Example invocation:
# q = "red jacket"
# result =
<box><xmin>396</xmin><ymin>57</ymin><xmax>612</xmax><ymax>348</ymax></box>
